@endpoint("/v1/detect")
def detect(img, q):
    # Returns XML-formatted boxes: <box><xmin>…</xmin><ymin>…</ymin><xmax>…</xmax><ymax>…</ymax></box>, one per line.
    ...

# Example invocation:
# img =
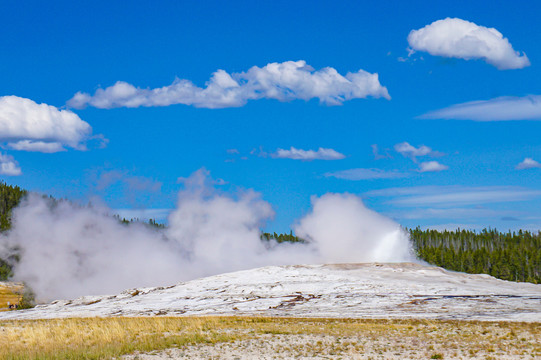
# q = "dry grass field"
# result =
<box><xmin>0</xmin><ymin>316</ymin><xmax>539</xmax><ymax>359</ymax></box>
<box><xmin>0</xmin><ymin>282</ymin><xmax>23</xmax><ymax>312</ymax></box>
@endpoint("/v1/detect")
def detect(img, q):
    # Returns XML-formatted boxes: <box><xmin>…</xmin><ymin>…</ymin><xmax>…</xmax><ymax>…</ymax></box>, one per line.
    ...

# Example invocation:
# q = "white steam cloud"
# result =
<box><xmin>294</xmin><ymin>193</ymin><xmax>413</xmax><ymax>263</ymax></box>
<box><xmin>0</xmin><ymin>170</ymin><xmax>414</xmax><ymax>302</ymax></box>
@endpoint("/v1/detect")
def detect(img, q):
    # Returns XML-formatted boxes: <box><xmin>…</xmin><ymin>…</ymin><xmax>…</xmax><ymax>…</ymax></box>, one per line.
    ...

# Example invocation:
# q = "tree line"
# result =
<box><xmin>0</xmin><ymin>182</ymin><xmax>26</xmax><ymax>280</ymax></box>
<box><xmin>260</xmin><ymin>231</ymin><xmax>305</xmax><ymax>244</ymax></box>
<box><xmin>409</xmin><ymin>227</ymin><xmax>541</xmax><ymax>284</ymax></box>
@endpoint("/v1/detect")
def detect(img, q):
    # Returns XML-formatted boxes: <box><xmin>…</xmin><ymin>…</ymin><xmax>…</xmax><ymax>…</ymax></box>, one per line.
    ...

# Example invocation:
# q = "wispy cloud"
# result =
<box><xmin>394</xmin><ymin>189</ymin><xmax>541</xmax><ymax>206</ymax></box>
<box><xmin>93</xmin><ymin>169</ymin><xmax>162</xmax><ymax>193</ymax></box>
<box><xmin>420</xmin><ymin>95</ymin><xmax>541</xmax><ymax>121</ymax></box>
<box><xmin>516</xmin><ymin>157</ymin><xmax>541</xmax><ymax>170</ymax></box>
<box><xmin>418</xmin><ymin>161</ymin><xmax>448</xmax><ymax>172</ymax></box>
<box><xmin>366</xmin><ymin>185</ymin><xmax>541</xmax><ymax>207</ymax></box>
<box><xmin>0</xmin><ymin>96</ymin><xmax>97</xmax><ymax>152</ymax></box>
<box><xmin>394</xmin><ymin>142</ymin><xmax>444</xmax><ymax>162</ymax></box>
<box><xmin>88</xmin><ymin>168</ymin><xmax>163</xmax><ymax>207</ymax></box>
<box><xmin>324</xmin><ymin>168</ymin><xmax>407</xmax><ymax>180</ymax></box>
<box><xmin>272</xmin><ymin>147</ymin><xmax>345</xmax><ymax>161</ymax></box>
<box><xmin>371</xmin><ymin>144</ymin><xmax>391</xmax><ymax>160</ymax></box>
<box><xmin>0</xmin><ymin>153</ymin><xmax>21</xmax><ymax>176</ymax></box>
<box><xmin>68</xmin><ymin>61</ymin><xmax>390</xmax><ymax>109</ymax></box>
<box><xmin>388</xmin><ymin>207</ymin><xmax>516</xmax><ymax>220</ymax></box>
<box><xmin>408</xmin><ymin>17</ymin><xmax>530</xmax><ymax>70</ymax></box>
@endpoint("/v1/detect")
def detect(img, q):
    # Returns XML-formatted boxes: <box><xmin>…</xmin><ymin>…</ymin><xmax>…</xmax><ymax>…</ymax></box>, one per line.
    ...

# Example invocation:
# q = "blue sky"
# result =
<box><xmin>1</xmin><ymin>0</ymin><xmax>541</xmax><ymax>232</ymax></box>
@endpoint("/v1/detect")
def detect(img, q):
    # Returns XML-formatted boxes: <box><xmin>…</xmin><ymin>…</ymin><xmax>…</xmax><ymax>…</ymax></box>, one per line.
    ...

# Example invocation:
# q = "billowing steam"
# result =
<box><xmin>294</xmin><ymin>193</ymin><xmax>413</xmax><ymax>263</ymax></box>
<box><xmin>0</xmin><ymin>169</ymin><xmax>415</xmax><ymax>301</ymax></box>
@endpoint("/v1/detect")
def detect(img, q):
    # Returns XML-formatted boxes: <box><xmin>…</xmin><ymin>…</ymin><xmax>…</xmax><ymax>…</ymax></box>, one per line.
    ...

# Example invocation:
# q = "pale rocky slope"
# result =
<box><xmin>1</xmin><ymin>263</ymin><xmax>540</xmax><ymax>321</ymax></box>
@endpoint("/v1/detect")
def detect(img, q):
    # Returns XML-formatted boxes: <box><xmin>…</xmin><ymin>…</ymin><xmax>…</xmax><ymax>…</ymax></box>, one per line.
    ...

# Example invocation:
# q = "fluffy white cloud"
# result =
<box><xmin>418</xmin><ymin>161</ymin><xmax>448</xmax><ymax>172</ymax></box>
<box><xmin>408</xmin><ymin>18</ymin><xmax>530</xmax><ymax>70</ymax></box>
<box><xmin>272</xmin><ymin>147</ymin><xmax>345</xmax><ymax>161</ymax></box>
<box><xmin>67</xmin><ymin>61</ymin><xmax>390</xmax><ymax>109</ymax></box>
<box><xmin>0</xmin><ymin>153</ymin><xmax>21</xmax><ymax>176</ymax></box>
<box><xmin>0</xmin><ymin>96</ymin><xmax>93</xmax><ymax>152</ymax></box>
<box><xmin>421</xmin><ymin>95</ymin><xmax>541</xmax><ymax>121</ymax></box>
<box><xmin>516</xmin><ymin>158</ymin><xmax>541</xmax><ymax>170</ymax></box>
<box><xmin>324</xmin><ymin>168</ymin><xmax>407</xmax><ymax>180</ymax></box>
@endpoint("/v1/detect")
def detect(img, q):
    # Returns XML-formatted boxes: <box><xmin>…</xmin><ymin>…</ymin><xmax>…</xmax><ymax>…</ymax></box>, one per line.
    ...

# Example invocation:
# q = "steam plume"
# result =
<box><xmin>0</xmin><ymin>169</ymin><xmax>414</xmax><ymax>301</ymax></box>
<box><xmin>294</xmin><ymin>193</ymin><xmax>414</xmax><ymax>263</ymax></box>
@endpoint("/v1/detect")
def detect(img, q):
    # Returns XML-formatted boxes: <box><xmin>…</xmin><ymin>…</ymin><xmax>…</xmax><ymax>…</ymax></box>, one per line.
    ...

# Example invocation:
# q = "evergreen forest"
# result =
<box><xmin>410</xmin><ymin>227</ymin><xmax>541</xmax><ymax>284</ymax></box>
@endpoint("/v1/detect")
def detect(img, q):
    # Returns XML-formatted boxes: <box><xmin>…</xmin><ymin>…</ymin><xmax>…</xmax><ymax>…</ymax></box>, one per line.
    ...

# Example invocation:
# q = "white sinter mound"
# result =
<box><xmin>1</xmin><ymin>263</ymin><xmax>540</xmax><ymax>321</ymax></box>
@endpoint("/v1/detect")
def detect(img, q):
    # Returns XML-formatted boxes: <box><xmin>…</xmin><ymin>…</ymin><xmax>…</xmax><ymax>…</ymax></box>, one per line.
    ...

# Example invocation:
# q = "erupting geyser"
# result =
<box><xmin>0</xmin><ymin>169</ymin><xmax>414</xmax><ymax>301</ymax></box>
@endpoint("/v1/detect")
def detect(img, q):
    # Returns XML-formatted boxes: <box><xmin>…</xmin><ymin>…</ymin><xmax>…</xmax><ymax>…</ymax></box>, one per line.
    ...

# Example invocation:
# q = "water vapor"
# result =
<box><xmin>0</xmin><ymin>169</ymin><xmax>414</xmax><ymax>301</ymax></box>
<box><xmin>294</xmin><ymin>193</ymin><xmax>414</xmax><ymax>263</ymax></box>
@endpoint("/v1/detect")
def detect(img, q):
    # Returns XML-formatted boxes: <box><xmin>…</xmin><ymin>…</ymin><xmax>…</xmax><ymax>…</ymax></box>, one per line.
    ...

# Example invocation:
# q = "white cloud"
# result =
<box><xmin>366</xmin><ymin>185</ymin><xmax>541</xmax><ymax>207</ymax></box>
<box><xmin>0</xmin><ymin>153</ymin><xmax>21</xmax><ymax>176</ymax></box>
<box><xmin>88</xmin><ymin>168</ymin><xmax>163</xmax><ymax>208</ymax></box>
<box><xmin>421</xmin><ymin>95</ymin><xmax>541</xmax><ymax>121</ymax></box>
<box><xmin>272</xmin><ymin>147</ymin><xmax>345</xmax><ymax>161</ymax></box>
<box><xmin>67</xmin><ymin>60</ymin><xmax>390</xmax><ymax>109</ymax></box>
<box><xmin>7</xmin><ymin>140</ymin><xmax>66</xmax><ymax>153</ymax></box>
<box><xmin>371</xmin><ymin>144</ymin><xmax>391</xmax><ymax>160</ymax></box>
<box><xmin>389</xmin><ymin>207</ymin><xmax>511</xmax><ymax>220</ymax></box>
<box><xmin>394</xmin><ymin>142</ymin><xmax>431</xmax><ymax>158</ymax></box>
<box><xmin>394</xmin><ymin>189</ymin><xmax>540</xmax><ymax>206</ymax></box>
<box><xmin>516</xmin><ymin>157</ymin><xmax>541</xmax><ymax>170</ymax></box>
<box><xmin>394</xmin><ymin>142</ymin><xmax>443</xmax><ymax>162</ymax></box>
<box><xmin>418</xmin><ymin>161</ymin><xmax>448</xmax><ymax>172</ymax></box>
<box><xmin>324</xmin><ymin>168</ymin><xmax>407</xmax><ymax>180</ymax></box>
<box><xmin>408</xmin><ymin>18</ymin><xmax>530</xmax><ymax>70</ymax></box>
<box><xmin>0</xmin><ymin>96</ymin><xmax>94</xmax><ymax>152</ymax></box>
<box><xmin>92</xmin><ymin>169</ymin><xmax>162</xmax><ymax>193</ymax></box>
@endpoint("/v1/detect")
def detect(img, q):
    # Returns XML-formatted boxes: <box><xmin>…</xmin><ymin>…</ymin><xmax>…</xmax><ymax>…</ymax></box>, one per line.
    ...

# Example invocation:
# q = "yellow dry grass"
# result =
<box><xmin>0</xmin><ymin>316</ymin><xmax>539</xmax><ymax>359</ymax></box>
<box><xmin>0</xmin><ymin>282</ymin><xmax>23</xmax><ymax>312</ymax></box>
